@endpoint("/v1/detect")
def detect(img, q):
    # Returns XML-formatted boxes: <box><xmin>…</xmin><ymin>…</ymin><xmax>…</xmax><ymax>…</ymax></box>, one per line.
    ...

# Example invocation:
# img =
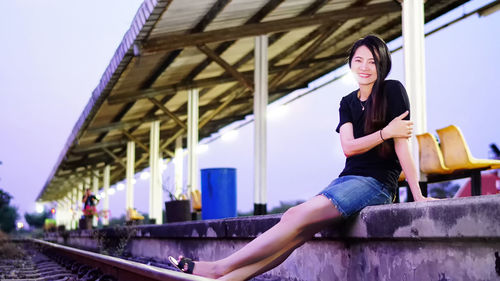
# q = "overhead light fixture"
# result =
<box><xmin>140</xmin><ymin>171</ymin><xmax>150</xmax><ymax>180</ymax></box>
<box><xmin>117</xmin><ymin>183</ymin><xmax>125</xmax><ymax>191</ymax></box>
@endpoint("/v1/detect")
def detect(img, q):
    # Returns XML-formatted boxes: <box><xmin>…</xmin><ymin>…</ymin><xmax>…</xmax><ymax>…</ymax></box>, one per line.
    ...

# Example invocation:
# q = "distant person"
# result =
<box><xmin>169</xmin><ymin>35</ymin><xmax>437</xmax><ymax>280</ymax></box>
<box><xmin>82</xmin><ymin>188</ymin><xmax>98</xmax><ymax>217</ymax></box>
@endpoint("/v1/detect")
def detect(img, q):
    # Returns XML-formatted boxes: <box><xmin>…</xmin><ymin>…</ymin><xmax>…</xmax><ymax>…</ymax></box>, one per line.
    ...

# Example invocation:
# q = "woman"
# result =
<box><xmin>169</xmin><ymin>35</ymin><xmax>435</xmax><ymax>280</ymax></box>
<box><xmin>82</xmin><ymin>188</ymin><xmax>98</xmax><ymax>217</ymax></box>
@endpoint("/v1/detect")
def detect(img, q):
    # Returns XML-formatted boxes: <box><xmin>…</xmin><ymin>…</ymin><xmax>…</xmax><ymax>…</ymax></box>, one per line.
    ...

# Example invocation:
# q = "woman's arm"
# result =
<box><xmin>339</xmin><ymin>111</ymin><xmax>413</xmax><ymax>157</ymax></box>
<box><xmin>394</xmin><ymin>138</ymin><xmax>435</xmax><ymax>202</ymax></box>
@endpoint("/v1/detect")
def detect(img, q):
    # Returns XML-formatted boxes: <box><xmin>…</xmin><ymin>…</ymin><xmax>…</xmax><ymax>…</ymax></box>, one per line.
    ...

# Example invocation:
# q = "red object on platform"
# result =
<box><xmin>455</xmin><ymin>171</ymin><xmax>500</xmax><ymax>197</ymax></box>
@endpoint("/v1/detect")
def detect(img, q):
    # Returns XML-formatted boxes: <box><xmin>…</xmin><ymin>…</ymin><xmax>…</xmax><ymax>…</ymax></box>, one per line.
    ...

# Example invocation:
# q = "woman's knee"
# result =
<box><xmin>280</xmin><ymin>205</ymin><xmax>301</xmax><ymax>224</ymax></box>
<box><xmin>280</xmin><ymin>197</ymin><xmax>341</xmax><ymax>227</ymax></box>
<box><xmin>280</xmin><ymin>203</ymin><xmax>315</xmax><ymax>229</ymax></box>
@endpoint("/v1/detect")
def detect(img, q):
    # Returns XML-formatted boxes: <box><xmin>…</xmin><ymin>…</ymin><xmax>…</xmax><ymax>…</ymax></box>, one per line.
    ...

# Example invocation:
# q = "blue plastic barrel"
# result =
<box><xmin>201</xmin><ymin>168</ymin><xmax>237</xmax><ymax>220</ymax></box>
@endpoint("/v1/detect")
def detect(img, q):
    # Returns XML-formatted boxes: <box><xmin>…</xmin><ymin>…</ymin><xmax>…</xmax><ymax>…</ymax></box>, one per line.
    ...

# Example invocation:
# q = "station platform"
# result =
<box><xmin>45</xmin><ymin>194</ymin><xmax>500</xmax><ymax>281</ymax></box>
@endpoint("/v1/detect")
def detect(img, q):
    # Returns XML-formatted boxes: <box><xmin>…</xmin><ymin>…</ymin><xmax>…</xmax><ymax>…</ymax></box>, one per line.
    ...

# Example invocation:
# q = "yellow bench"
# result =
<box><xmin>436</xmin><ymin>125</ymin><xmax>500</xmax><ymax>170</ymax></box>
<box><xmin>127</xmin><ymin>208</ymin><xmax>144</xmax><ymax>224</ymax></box>
<box><xmin>409</xmin><ymin>125</ymin><xmax>500</xmax><ymax>197</ymax></box>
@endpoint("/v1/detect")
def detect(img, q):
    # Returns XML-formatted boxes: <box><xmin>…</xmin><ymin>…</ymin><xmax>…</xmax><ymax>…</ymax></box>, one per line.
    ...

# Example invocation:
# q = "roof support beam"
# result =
<box><xmin>196</xmin><ymin>43</ymin><xmax>254</xmax><ymax>91</ymax></box>
<box><xmin>60</xmin><ymin>0</ymin><xmax>366</xmax><ymax>192</ymax></box>
<box><xmin>110</xmin><ymin>166</ymin><xmax>125</xmax><ymax>184</ymax></box>
<box><xmin>87</xmin><ymin>114</ymin><xmax>171</xmax><ymax>134</ymax></box>
<box><xmin>141</xmin><ymin>0</ymin><xmax>232</xmax><ymax>89</ymax></box>
<box><xmin>200</xmin><ymin>89</ymin><xmax>246</xmax><ymax>129</ymax></box>
<box><xmin>91</xmin><ymin>169</ymin><xmax>101</xmax><ymax>180</ymax></box>
<box><xmin>72</xmin><ymin>140</ymin><xmax>128</xmax><ymax>154</ymax></box>
<box><xmin>107</xmin><ymin>54</ymin><xmax>343</xmax><ymax>105</ymax></box>
<box><xmin>269</xmin><ymin>23</ymin><xmax>339</xmax><ymax>89</ymax></box>
<box><xmin>312</xmin><ymin>15</ymin><xmax>382</xmax><ymax>57</ymax></box>
<box><xmin>182</xmin><ymin>0</ymin><xmax>285</xmax><ymax>82</ymax></box>
<box><xmin>160</xmin><ymin>128</ymin><xmax>186</xmax><ymax>156</ymax></box>
<box><xmin>144</xmin><ymin>2</ymin><xmax>400</xmax><ymax>53</ymax></box>
<box><xmin>68</xmin><ymin>110</ymin><xmax>251</xmax><ymax>183</ymax></box>
<box><xmin>95</xmin><ymin>102</ymin><xmax>135</xmax><ymax>143</ymax></box>
<box><xmin>72</xmin><ymin>126</ymin><xmax>185</xmax><ymax>155</ymax></box>
<box><xmin>93</xmin><ymin>0</ymin><xmax>230</xmax><ymax>152</ymax></box>
<box><xmin>122</xmin><ymin>130</ymin><xmax>150</xmax><ymax>153</ymax></box>
<box><xmin>268</xmin><ymin>26</ymin><xmax>324</xmax><ymax>67</ymax></box>
<box><xmin>202</xmin><ymin>0</ymin><xmax>371</xmax><ymax>112</ymax></box>
<box><xmin>102</xmin><ymin>148</ymin><xmax>127</xmax><ymax>169</ymax></box>
<box><xmin>64</xmin><ymin>155</ymin><xmax>115</xmax><ymax>168</ymax></box>
<box><xmin>147</xmin><ymin>97</ymin><xmax>186</xmax><ymax>129</ymax></box>
<box><xmin>229</xmin><ymin>0</ymin><xmax>330</xmax><ymax>71</ymax></box>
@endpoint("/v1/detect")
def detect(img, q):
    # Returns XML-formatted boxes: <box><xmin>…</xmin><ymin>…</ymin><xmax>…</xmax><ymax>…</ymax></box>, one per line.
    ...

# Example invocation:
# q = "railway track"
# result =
<box><xmin>0</xmin><ymin>239</ymin><xmax>213</xmax><ymax>281</ymax></box>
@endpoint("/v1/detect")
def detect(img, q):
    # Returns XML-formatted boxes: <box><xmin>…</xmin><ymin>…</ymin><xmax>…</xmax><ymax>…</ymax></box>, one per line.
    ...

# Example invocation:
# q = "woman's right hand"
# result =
<box><xmin>382</xmin><ymin>111</ymin><xmax>413</xmax><ymax>139</ymax></box>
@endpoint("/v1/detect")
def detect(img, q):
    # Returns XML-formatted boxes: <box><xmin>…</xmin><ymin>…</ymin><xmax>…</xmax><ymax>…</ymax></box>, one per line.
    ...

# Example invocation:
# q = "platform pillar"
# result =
<box><xmin>402</xmin><ymin>0</ymin><xmax>427</xmax><ymax>180</ymax></box>
<box><xmin>126</xmin><ymin>141</ymin><xmax>135</xmax><ymax>214</ymax></box>
<box><xmin>149</xmin><ymin>120</ymin><xmax>162</xmax><ymax>224</ymax></box>
<box><xmin>102</xmin><ymin>165</ymin><xmax>110</xmax><ymax>226</ymax></box>
<box><xmin>187</xmin><ymin>88</ymin><xmax>199</xmax><ymax>198</ymax></box>
<box><xmin>253</xmin><ymin>35</ymin><xmax>268</xmax><ymax>215</ymax></box>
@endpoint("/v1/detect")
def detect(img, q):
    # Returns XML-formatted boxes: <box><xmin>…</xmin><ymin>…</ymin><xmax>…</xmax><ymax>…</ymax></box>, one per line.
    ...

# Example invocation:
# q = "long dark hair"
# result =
<box><xmin>348</xmin><ymin>35</ymin><xmax>392</xmax><ymax>154</ymax></box>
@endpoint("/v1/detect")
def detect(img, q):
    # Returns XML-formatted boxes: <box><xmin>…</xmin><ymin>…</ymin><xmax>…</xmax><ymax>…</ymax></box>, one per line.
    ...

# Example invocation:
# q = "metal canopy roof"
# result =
<box><xmin>38</xmin><ymin>0</ymin><xmax>471</xmax><ymax>201</ymax></box>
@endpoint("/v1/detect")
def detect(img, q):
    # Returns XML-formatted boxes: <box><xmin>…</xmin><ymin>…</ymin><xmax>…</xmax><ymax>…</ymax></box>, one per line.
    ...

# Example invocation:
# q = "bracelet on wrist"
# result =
<box><xmin>380</xmin><ymin>129</ymin><xmax>385</xmax><ymax>141</ymax></box>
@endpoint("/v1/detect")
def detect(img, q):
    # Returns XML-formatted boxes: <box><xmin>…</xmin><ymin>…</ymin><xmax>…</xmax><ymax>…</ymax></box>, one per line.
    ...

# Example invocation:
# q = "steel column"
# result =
<box><xmin>103</xmin><ymin>165</ymin><xmax>110</xmax><ymax>226</ymax></box>
<box><xmin>72</xmin><ymin>185</ymin><xmax>77</xmax><ymax>230</ymax></box>
<box><xmin>55</xmin><ymin>200</ymin><xmax>62</xmax><ymax>227</ymax></box>
<box><xmin>187</xmin><ymin>88</ymin><xmax>199</xmax><ymax>197</ymax></box>
<box><xmin>72</xmin><ymin>188</ymin><xmax>75</xmax><ymax>230</ymax></box>
<box><xmin>65</xmin><ymin>196</ymin><xmax>71</xmax><ymax>230</ymax></box>
<box><xmin>92</xmin><ymin>170</ymin><xmax>99</xmax><ymax>227</ymax></box>
<box><xmin>126</xmin><ymin>141</ymin><xmax>135</xmax><ymax>212</ymax></box>
<box><xmin>77</xmin><ymin>182</ymin><xmax>84</xmax><ymax>227</ymax></box>
<box><xmin>174</xmin><ymin>136</ymin><xmax>183</xmax><ymax>199</ymax></box>
<box><xmin>149</xmin><ymin>120</ymin><xmax>162</xmax><ymax>224</ymax></box>
<box><xmin>85</xmin><ymin>176</ymin><xmax>91</xmax><ymax>191</ymax></box>
<box><xmin>254</xmin><ymin>35</ymin><xmax>268</xmax><ymax>215</ymax></box>
<box><xmin>402</xmin><ymin>0</ymin><xmax>427</xmax><ymax>179</ymax></box>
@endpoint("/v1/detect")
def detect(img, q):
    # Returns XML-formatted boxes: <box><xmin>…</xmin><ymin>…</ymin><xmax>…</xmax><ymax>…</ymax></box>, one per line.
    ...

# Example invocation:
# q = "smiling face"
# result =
<box><xmin>350</xmin><ymin>45</ymin><xmax>378</xmax><ymax>87</ymax></box>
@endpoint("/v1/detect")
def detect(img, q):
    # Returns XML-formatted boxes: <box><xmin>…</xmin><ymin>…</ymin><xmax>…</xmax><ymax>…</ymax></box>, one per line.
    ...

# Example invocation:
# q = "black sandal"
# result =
<box><xmin>168</xmin><ymin>256</ymin><xmax>195</xmax><ymax>274</ymax></box>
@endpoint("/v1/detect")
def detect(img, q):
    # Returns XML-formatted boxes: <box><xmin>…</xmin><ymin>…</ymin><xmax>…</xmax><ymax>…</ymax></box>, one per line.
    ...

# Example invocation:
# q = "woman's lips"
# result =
<box><xmin>358</xmin><ymin>73</ymin><xmax>371</xmax><ymax>78</ymax></box>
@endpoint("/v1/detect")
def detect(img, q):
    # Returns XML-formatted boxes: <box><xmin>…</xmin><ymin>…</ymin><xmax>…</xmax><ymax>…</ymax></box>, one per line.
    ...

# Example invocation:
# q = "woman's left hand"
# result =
<box><xmin>383</xmin><ymin>111</ymin><xmax>413</xmax><ymax>139</ymax></box>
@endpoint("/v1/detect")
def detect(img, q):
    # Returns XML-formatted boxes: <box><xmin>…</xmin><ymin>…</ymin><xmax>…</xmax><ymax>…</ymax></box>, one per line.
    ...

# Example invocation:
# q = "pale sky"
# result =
<box><xmin>0</xmin><ymin>0</ymin><xmax>499</xmax><ymax>222</ymax></box>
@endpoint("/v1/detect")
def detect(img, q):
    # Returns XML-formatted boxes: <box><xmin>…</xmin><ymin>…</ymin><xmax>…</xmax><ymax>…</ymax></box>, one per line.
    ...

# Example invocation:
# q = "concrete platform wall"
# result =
<box><xmin>45</xmin><ymin>195</ymin><xmax>500</xmax><ymax>281</ymax></box>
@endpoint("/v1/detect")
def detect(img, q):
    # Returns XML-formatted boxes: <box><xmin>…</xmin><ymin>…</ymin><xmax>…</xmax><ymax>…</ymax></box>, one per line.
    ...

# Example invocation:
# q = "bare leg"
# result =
<box><xmin>219</xmin><ymin>240</ymin><xmax>304</xmax><ymax>281</ymax></box>
<box><xmin>190</xmin><ymin>195</ymin><xmax>342</xmax><ymax>278</ymax></box>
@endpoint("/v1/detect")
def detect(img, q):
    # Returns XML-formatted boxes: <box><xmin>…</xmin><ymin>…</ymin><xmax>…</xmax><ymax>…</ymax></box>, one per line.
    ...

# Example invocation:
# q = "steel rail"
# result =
<box><xmin>31</xmin><ymin>239</ymin><xmax>214</xmax><ymax>281</ymax></box>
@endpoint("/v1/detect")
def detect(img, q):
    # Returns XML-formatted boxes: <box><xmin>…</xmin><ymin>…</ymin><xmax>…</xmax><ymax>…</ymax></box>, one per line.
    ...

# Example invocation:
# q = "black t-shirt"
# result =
<box><xmin>83</xmin><ymin>194</ymin><xmax>98</xmax><ymax>208</ymax></box>
<box><xmin>335</xmin><ymin>80</ymin><xmax>410</xmax><ymax>191</ymax></box>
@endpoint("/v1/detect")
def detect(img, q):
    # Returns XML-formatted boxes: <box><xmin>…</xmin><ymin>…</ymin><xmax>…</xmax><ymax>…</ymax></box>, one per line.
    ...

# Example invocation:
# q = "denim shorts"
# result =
<box><xmin>318</xmin><ymin>175</ymin><xmax>393</xmax><ymax>217</ymax></box>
